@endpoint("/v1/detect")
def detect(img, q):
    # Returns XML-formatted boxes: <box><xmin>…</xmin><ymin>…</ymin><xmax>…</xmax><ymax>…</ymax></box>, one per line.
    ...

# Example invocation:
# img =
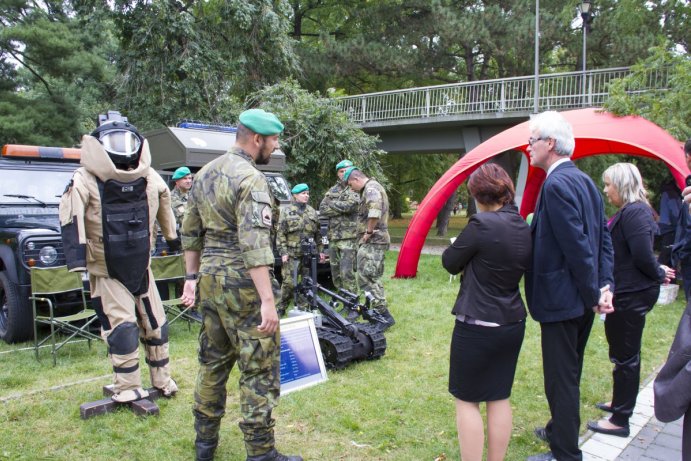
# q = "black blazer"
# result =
<box><xmin>442</xmin><ymin>204</ymin><xmax>532</xmax><ymax>325</ymax></box>
<box><xmin>608</xmin><ymin>201</ymin><xmax>665</xmax><ymax>294</ymax></box>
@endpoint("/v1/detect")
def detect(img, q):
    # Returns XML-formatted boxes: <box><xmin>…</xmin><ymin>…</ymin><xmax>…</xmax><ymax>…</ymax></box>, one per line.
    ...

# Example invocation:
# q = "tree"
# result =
<box><xmin>0</xmin><ymin>0</ymin><xmax>114</xmax><ymax>146</ymax></box>
<box><xmin>245</xmin><ymin>79</ymin><xmax>386</xmax><ymax>201</ymax></box>
<box><xmin>577</xmin><ymin>44</ymin><xmax>691</xmax><ymax>210</ymax></box>
<box><xmin>111</xmin><ymin>0</ymin><xmax>300</xmax><ymax>130</ymax></box>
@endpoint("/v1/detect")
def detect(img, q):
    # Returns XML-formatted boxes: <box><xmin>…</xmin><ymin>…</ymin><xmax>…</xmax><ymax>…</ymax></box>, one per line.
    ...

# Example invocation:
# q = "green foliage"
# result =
<box><xmin>112</xmin><ymin>0</ymin><xmax>299</xmax><ymax>130</ymax></box>
<box><xmin>0</xmin><ymin>0</ymin><xmax>115</xmax><ymax>146</ymax></box>
<box><xmin>245</xmin><ymin>80</ymin><xmax>386</xmax><ymax>200</ymax></box>
<box><xmin>604</xmin><ymin>44</ymin><xmax>691</xmax><ymax>141</ymax></box>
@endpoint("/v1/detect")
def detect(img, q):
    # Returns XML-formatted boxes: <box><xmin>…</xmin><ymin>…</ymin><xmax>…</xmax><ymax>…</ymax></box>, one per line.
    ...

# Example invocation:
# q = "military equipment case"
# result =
<box><xmin>144</xmin><ymin>126</ymin><xmax>286</xmax><ymax>174</ymax></box>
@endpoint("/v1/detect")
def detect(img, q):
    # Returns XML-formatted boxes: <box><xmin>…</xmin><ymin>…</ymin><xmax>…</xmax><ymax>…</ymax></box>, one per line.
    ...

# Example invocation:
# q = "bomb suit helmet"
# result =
<box><xmin>91</xmin><ymin>110</ymin><xmax>144</xmax><ymax>169</ymax></box>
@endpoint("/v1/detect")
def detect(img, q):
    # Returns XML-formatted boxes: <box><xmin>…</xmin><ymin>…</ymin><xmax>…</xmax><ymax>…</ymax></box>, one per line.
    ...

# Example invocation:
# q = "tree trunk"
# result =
<box><xmin>436</xmin><ymin>193</ymin><xmax>457</xmax><ymax>236</ymax></box>
<box><xmin>390</xmin><ymin>187</ymin><xmax>403</xmax><ymax>219</ymax></box>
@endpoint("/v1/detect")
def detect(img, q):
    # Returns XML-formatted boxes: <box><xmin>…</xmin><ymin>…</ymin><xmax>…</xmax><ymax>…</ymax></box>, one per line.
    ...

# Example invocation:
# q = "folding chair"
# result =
<box><xmin>31</xmin><ymin>266</ymin><xmax>101</xmax><ymax>365</ymax></box>
<box><xmin>150</xmin><ymin>254</ymin><xmax>199</xmax><ymax>328</ymax></box>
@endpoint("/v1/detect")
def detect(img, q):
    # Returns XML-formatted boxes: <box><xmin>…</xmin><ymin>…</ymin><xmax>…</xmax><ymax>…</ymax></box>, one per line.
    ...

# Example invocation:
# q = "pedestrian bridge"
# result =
<box><xmin>335</xmin><ymin>67</ymin><xmax>670</xmax><ymax>154</ymax></box>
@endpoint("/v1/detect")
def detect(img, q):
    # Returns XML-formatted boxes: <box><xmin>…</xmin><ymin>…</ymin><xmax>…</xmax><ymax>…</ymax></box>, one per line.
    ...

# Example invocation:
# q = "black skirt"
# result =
<box><xmin>448</xmin><ymin>319</ymin><xmax>525</xmax><ymax>402</ymax></box>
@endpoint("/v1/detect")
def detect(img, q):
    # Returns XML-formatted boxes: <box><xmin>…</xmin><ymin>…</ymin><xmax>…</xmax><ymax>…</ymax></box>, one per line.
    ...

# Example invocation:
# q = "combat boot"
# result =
<box><xmin>246</xmin><ymin>448</ymin><xmax>303</xmax><ymax>461</ymax></box>
<box><xmin>195</xmin><ymin>437</ymin><xmax>218</xmax><ymax>461</ymax></box>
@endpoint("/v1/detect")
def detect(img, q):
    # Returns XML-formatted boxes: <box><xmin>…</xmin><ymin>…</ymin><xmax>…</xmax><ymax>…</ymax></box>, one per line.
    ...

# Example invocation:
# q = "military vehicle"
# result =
<box><xmin>0</xmin><ymin>145</ymin><xmax>83</xmax><ymax>343</ymax></box>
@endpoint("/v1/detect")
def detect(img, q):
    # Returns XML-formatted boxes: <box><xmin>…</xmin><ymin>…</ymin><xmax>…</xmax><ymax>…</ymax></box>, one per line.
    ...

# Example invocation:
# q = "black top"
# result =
<box><xmin>442</xmin><ymin>204</ymin><xmax>532</xmax><ymax>324</ymax></box>
<box><xmin>608</xmin><ymin>201</ymin><xmax>665</xmax><ymax>294</ymax></box>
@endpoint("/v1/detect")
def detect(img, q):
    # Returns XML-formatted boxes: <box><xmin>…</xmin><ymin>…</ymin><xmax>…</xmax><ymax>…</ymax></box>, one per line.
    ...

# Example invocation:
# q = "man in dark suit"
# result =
<box><xmin>525</xmin><ymin>111</ymin><xmax>615</xmax><ymax>461</ymax></box>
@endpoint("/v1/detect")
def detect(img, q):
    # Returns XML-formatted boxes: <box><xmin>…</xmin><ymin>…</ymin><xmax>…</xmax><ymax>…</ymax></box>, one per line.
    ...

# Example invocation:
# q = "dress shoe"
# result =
<box><xmin>246</xmin><ymin>448</ymin><xmax>303</xmax><ymax>461</ymax></box>
<box><xmin>533</xmin><ymin>426</ymin><xmax>550</xmax><ymax>444</ymax></box>
<box><xmin>595</xmin><ymin>401</ymin><xmax>613</xmax><ymax>412</ymax></box>
<box><xmin>587</xmin><ymin>420</ymin><xmax>630</xmax><ymax>438</ymax></box>
<box><xmin>526</xmin><ymin>452</ymin><xmax>556</xmax><ymax>461</ymax></box>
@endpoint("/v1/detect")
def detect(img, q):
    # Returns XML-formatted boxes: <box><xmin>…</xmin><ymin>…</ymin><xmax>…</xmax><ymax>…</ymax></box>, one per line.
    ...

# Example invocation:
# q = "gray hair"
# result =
<box><xmin>602</xmin><ymin>162</ymin><xmax>650</xmax><ymax>207</ymax></box>
<box><xmin>529</xmin><ymin>111</ymin><xmax>575</xmax><ymax>157</ymax></box>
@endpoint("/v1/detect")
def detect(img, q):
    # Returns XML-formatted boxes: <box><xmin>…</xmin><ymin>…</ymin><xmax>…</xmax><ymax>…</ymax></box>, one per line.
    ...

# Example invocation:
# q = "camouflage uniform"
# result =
<box><xmin>181</xmin><ymin>146</ymin><xmax>281</xmax><ymax>457</ymax></box>
<box><xmin>319</xmin><ymin>181</ymin><xmax>360</xmax><ymax>293</ymax></box>
<box><xmin>276</xmin><ymin>202</ymin><xmax>323</xmax><ymax>312</ymax></box>
<box><xmin>170</xmin><ymin>186</ymin><xmax>188</xmax><ymax>230</ymax></box>
<box><xmin>356</xmin><ymin>179</ymin><xmax>391</xmax><ymax>314</ymax></box>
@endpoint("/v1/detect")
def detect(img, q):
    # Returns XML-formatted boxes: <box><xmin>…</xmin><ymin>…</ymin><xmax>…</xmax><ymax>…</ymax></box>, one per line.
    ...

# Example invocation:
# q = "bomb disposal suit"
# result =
<box><xmin>59</xmin><ymin>114</ymin><xmax>179</xmax><ymax>403</ymax></box>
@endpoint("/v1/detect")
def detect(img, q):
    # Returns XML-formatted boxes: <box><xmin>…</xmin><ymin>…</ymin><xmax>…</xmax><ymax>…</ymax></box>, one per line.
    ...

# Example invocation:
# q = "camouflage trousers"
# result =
<box><xmin>90</xmin><ymin>269</ymin><xmax>171</xmax><ymax>394</ymax></box>
<box><xmin>277</xmin><ymin>256</ymin><xmax>307</xmax><ymax>311</ymax></box>
<box><xmin>329</xmin><ymin>238</ymin><xmax>357</xmax><ymax>294</ymax></box>
<box><xmin>193</xmin><ymin>274</ymin><xmax>281</xmax><ymax>457</ymax></box>
<box><xmin>356</xmin><ymin>243</ymin><xmax>388</xmax><ymax>312</ymax></box>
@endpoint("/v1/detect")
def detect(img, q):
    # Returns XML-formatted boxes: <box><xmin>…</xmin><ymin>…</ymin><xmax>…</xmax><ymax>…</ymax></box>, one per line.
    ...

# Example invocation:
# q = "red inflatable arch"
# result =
<box><xmin>394</xmin><ymin>108</ymin><xmax>688</xmax><ymax>278</ymax></box>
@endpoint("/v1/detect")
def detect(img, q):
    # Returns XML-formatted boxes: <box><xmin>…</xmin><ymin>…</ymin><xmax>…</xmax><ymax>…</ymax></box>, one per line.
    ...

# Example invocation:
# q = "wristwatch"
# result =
<box><xmin>185</xmin><ymin>273</ymin><xmax>199</xmax><ymax>281</ymax></box>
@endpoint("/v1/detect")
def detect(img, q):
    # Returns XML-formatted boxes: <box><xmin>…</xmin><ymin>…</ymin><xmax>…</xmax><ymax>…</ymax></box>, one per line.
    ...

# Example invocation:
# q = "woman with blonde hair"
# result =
<box><xmin>588</xmin><ymin>162</ymin><xmax>675</xmax><ymax>437</ymax></box>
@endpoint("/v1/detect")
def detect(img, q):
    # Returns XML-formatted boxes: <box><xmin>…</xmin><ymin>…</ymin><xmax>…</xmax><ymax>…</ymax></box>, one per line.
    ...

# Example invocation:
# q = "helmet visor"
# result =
<box><xmin>98</xmin><ymin>129</ymin><xmax>142</xmax><ymax>157</ymax></box>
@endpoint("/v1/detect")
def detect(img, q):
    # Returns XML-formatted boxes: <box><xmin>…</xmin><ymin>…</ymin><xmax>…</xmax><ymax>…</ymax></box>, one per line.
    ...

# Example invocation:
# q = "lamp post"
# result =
<box><xmin>580</xmin><ymin>1</ymin><xmax>592</xmax><ymax>106</ymax></box>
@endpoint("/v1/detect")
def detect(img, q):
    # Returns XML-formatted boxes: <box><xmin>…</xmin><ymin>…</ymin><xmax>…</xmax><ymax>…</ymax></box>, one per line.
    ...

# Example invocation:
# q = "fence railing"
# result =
<box><xmin>336</xmin><ymin>67</ymin><xmax>669</xmax><ymax>124</ymax></box>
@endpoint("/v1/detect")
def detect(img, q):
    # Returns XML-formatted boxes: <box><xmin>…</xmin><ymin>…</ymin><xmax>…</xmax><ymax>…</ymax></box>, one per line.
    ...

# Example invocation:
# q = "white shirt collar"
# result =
<box><xmin>547</xmin><ymin>157</ymin><xmax>571</xmax><ymax>177</ymax></box>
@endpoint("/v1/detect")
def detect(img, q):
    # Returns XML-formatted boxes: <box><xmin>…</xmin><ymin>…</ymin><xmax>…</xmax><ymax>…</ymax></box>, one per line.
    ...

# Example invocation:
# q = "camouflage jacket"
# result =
<box><xmin>171</xmin><ymin>186</ymin><xmax>188</xmax><ymax>229</ymax></box>
<box><xmin>181</xmin><ymin>147</ymin><xmax>274</xmax><ymax>279</ymax></box>
<box><xmin>276</xmin><ymin>202</ymin><xmax>323</xmax><ymax>257</ymax></box>
<box><xmin>358</xmin><ymin>178</ymin><xmax>390</xmax><ymax>245</ymax></box>
<box><xmin>319</xmin><ymin>181</ymin><xmax>359</xmax><ymax>241</ymax></box>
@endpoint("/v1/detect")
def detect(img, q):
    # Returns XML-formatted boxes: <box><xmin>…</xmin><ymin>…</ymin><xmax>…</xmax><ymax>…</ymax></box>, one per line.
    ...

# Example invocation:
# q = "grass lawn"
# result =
<box><xmin>389</xmin><ymin>212</ymin><xmax>469</xmax><ymax>246</ymax></box>
<box><xmin>0</xmin><ymin>252</ymin><xmax>684</xmax><ymax>461</ymax></box>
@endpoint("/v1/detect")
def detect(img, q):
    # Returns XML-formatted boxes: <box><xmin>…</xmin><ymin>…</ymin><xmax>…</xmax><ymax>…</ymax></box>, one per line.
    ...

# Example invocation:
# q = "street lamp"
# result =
<box><xmin>580</xmin><ymin>1</ymin><xmax>593</xmax><ymax>106</ymax></box>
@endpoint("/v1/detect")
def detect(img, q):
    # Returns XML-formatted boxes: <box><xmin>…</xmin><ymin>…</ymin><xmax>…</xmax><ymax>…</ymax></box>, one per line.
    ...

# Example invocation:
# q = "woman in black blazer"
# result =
<box><xmin>442</xmin><ymin>163</ymin><xmax>532</xmax><ymax>461</ymax></box>
<box><xmin>588</xmin><ymin>163</ymin><xmax>675</xmax><ymax>438</ymax></box>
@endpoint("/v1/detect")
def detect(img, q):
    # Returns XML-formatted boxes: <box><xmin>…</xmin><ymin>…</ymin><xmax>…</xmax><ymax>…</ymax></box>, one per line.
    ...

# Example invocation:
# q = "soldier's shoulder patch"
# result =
<box><xmin>261</xmin><ymin>205</ymin><xmax>272</xmax><ymax>227</ymax></box>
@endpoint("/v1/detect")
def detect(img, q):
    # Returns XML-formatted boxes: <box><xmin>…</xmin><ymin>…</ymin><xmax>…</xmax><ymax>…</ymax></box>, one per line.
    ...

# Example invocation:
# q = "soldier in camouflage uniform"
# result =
<box><xmin>276</xmin><ymin>183</ymin><xmax>325</xmax><ymax>314</ymax></box>
<box><xmin>344</xmin><ymin>166</ymin><xmax>396</xmax><ymax>331</ymax></box>
<box><xmin>170</xmin><ymin>166</ymin><xmax>193</xmax><ymax>230</ymax></box>
<box><xmin>180</xmin><ymin>109</ymin><xmax>302</xmax><ymax>461</ymax></box>
<box><xmin>319</xmin><ymin>160</ymin><xmax>360</xmax><ymax>294</ymax></box>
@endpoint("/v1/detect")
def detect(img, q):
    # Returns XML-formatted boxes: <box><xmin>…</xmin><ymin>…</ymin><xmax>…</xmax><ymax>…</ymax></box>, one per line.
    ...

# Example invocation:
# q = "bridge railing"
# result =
<box><xmin>336</xmin><ymin>67</ymin><xmax>669</xmax><ymax>124</ymax></box>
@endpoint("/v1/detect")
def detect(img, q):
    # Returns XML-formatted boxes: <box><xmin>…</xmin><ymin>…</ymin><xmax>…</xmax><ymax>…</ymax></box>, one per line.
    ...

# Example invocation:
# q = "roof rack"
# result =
<box><xmin>176</xmin><ymin>120</ymin><xmax>237</xmax><ymax>133</ymax></box>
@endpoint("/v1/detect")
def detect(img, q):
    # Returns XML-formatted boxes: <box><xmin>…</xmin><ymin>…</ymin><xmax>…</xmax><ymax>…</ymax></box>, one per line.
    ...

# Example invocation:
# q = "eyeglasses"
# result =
<box><xmin>528</xmin><ymin>136</ymin><xmax>549</xmax><ymax>146</ymax></box>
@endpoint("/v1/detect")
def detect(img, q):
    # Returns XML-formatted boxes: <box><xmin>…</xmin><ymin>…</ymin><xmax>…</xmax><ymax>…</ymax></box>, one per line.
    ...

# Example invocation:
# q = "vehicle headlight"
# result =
<box><xmin>39</xmin><ymin>246</ymin><xmax>58</xmax><ymax>265</ymax></box>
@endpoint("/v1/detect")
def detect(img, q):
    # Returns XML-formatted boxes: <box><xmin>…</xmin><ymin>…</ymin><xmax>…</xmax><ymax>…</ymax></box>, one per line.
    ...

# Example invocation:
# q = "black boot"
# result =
<box><xmin>246</xmin><ymin>448</ymin><xmax>303</xmax><ymax>461</ymax></box>
<box><xmin>195</xmin><ymin>438</ymin><xmax>218</xmax><ymax>461</ymax></box>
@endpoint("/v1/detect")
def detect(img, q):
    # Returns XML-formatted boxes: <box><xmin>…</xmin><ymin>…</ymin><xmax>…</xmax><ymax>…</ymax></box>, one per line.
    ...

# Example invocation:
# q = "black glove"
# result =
<box><xmin>166</xmin><ymin>238</ymin><xmax>182</xmax><ymax>253</ymax></box>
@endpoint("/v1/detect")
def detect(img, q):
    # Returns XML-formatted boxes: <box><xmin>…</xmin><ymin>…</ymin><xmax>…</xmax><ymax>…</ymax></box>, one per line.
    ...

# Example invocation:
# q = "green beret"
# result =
<box><xmin>239</xmin><ymin>109</ymin><xmax>284</xmax><ymax>135</ymax></box>
<box><xmin>291</xmin><ymin>183</ymin><xmax>309</xmax><ymax>194</ymax></box>
<box><xmin>172</xmin><ymin>166</ymin><xmax>191</xmax><ymax>180</ymax></box>
<box><xmin>336</xmin><ymin>159</ymin><xmax>353</xmax><ymax>171</ymax></box>
<box><xmin>343</xmin><ymin>166</ymin><xmax>359</xmax><ymax>182</ymax></box>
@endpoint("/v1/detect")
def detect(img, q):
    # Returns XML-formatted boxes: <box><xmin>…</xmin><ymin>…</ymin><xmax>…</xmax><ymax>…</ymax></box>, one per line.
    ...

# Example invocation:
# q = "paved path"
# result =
<box><xmin>581</xmin><ymin>371</ymin><xmax>684</xmax><ymax>461</ymax></box>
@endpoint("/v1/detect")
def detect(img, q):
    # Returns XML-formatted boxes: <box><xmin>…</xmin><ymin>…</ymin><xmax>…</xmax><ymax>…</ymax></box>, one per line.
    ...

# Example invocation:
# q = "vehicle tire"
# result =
<box><xmin>0</xmin><ymin>271</ymin><xmax>33</xmax><ymax>343</ymax></box>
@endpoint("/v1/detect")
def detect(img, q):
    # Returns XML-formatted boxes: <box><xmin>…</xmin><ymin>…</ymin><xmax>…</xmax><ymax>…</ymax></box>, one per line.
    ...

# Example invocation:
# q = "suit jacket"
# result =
<box><xmin>525</xmin><ymin>161</ymin><xmax>614</xmax><ymax>323</ymax></box>
<box><xmin>442</xmin><ymin>204</ymin><xmax>532</xmax><ymax>324</ymax></box>
<box><xmin>608</xmin><ymin>201</ymin><xmax>665</xmax><ymax>294</ymax></box>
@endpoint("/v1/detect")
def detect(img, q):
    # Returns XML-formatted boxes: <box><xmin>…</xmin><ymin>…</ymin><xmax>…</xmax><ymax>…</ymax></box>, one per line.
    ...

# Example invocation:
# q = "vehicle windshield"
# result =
<box><xmin>266</xmin><ymin>175</ymin><xmax>292</xmax><ymax>203</ymax></box>
<box><xmin>0</xmin><ymin>169</ymin><xmax>75</xmax><ymax>205</ymax></box>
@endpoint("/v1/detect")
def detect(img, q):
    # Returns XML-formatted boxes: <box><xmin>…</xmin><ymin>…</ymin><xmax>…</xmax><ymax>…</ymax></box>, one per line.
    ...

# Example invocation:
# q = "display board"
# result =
<box><xmin>279</xmin><ymin>312</ymin><xmax>328</xmax><ymax>395</ymax></box>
